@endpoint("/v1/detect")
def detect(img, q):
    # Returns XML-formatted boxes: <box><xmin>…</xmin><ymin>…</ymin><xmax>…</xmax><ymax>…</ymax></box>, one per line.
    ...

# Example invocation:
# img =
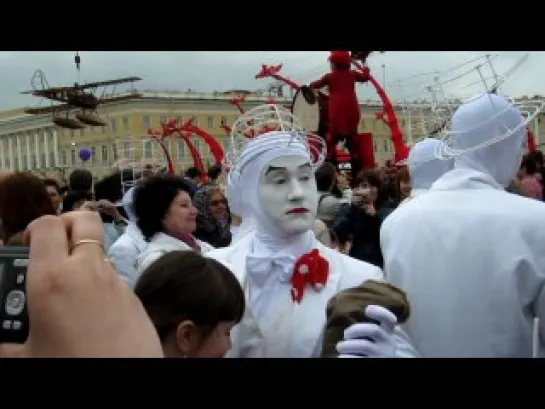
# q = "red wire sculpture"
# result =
<box><xmin>146</xmin><ymin>119</ymin><xmax>176</xmax><ymax>174</ymax></box>
<box><xmin>147</xmin><ymin>117</ymin><xmax>226</xmax><ymax>184</ymax></box>
<box><xmin>351</xmin><ymin>59</ymin><xmax>409</xmax><ymax>163</ymax></box>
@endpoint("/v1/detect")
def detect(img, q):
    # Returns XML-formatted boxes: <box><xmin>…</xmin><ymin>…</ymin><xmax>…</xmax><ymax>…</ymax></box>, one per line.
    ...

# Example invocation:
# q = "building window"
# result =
<box><xmin>123</xmin><ymin>116</ymin><xmax>129</xmax><ymax>130</ymax></box>
<box><xmin>49</xmin><ymin>152</ymin><xmax>55</xmax><ymax>167</ymax></box>
<box><xmin>123</xmin><ymin>141</ymin><xmax>131</xmax><ymax>159</ymax></box>
<box><xmin>112</xmin><ymin>143</ymin><xmax>118</xmax><ymax>161</ymax></box>
<box><xmin>91</xmin><ymin>146</ymin><xmax>97</xmax><ymax>163</ymax></box>
<box><xmin>71</xmin><ymin>149</ymin><xmax>76</xmax><ymax>165</ymax></box>
<box><xmin>79</xmin><ymin>129</ymin><xmax>84</xmax><ymax>137</ymax></box>
<box><xmin>220</xmin><ymin>116</ymin><xmax>227</xmax><ymax>126</ymax></box>
<box><xmin>61</xmin><ymin>151</ymin><xmax>67</xmax><ymax>166</ymax></box>
<box><xmin>192</xmin><ymin>116</ymin><xmax>199</xmax><ymax>126</ymax></box>
<box><xmin>101</xmin><ymin>145</ymin><xmax>108</xmax><ymax>163</ymax></box>
<box><xmin>111</xmin><ymin>119</ymin><xmax>117</xmax><ymax>132</ymax></box>
<box><xmin>178</xmin><ymin>140</ymin><xmax>185</xmax><ymax>158</ymax></box>
<box><xmin>142</xmin><ymin>115</ymin><xmax>150</xmax><ymax>129</ymax></box>
<box><xmin>144</xmin><ymin>141</ymin><xmax>152</xmax><ymax>158</ymax></box>
<box><xmin>207</xmin><ymin>116</ymin><xmax>214</xmax><ymax>129</ymax></box>
<box><xmin>383</xmin><ymin>139</ymin><xmax>388</xmax><ymax>153</ymax></box>
<box><xmin>193</xmin><ymin>139</ymin><xmax>200</xmax><ymax>151</ymax></box>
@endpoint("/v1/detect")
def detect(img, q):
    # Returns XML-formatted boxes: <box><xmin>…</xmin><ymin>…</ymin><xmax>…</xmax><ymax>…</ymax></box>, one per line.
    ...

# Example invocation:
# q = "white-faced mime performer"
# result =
<box><xmin>378</xmin><ymin>93</ymin><xmax>545</xmax><ymax>357</ymax></box>
<box><xmin>400</xmin><ymin>138</ymin><xmax>454</xmax><ymax>204</ymax></box>
<box><xmin>208</xmin><ymin>105</ymin><xmax>417</xmax><ymax>358</ymax></box>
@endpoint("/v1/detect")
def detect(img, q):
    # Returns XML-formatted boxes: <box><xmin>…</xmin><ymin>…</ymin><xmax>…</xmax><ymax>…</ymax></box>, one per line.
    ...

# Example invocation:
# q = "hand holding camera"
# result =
<box><xmin>352</xmin><ymin>187</ymin><xmax>371</xmax><ymax>206</ymax></box>
<box><xmin>0</xmin><ymin>211</ymin><xmax>163</xmax><ymax>358</ymax></box>
<box><xmin>352</xmin><ymin>187</ymin><xmax>376</xmax><ymax>216</ymax></box>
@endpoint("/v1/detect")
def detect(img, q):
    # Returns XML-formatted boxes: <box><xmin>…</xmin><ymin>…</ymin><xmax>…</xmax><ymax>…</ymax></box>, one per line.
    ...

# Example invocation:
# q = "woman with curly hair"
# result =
<box><xmin>132</xmin><ymin>174</ymin><xmax>214</xmax><ymax>288</ymax></box>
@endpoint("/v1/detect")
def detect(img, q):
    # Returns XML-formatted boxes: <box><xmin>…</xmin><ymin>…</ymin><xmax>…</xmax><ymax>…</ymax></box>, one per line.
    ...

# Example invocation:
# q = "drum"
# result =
<box><xmin>291</xmin><ymin>86</ymin><xmax>329</xmax><ymax>138</ymax></box>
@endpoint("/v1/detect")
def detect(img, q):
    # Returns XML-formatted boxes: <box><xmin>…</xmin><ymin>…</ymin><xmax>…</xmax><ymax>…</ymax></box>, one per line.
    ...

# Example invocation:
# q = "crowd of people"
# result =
<box><xmin>0</xmin><ymin>93</ymin><xmax>544</xmax><ymax>358</ymax></box>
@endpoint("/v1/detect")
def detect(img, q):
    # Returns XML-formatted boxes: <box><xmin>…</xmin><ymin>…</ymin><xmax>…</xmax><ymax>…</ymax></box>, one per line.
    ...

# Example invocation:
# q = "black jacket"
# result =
<box><xmin>333</xmin><ymin>200</ymin><xmax>395</xmax><ymax>268</ymax></box>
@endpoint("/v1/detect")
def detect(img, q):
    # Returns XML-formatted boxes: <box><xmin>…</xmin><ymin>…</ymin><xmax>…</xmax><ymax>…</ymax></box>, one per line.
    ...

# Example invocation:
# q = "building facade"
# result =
<box><xmin>0</xmin><ymin>90</ymin><xmax>536</xmax><ymax>182</ymax></box>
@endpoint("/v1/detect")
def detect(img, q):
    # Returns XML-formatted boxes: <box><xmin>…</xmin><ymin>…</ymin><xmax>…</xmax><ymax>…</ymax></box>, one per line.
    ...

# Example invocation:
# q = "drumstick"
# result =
<box><xmin>532</xmin><ymin>317</ymin><xmax>539</xmax><ymax>358</ymax></box>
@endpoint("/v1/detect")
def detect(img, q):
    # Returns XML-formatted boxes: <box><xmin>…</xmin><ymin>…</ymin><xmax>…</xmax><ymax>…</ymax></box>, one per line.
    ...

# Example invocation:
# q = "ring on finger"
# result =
<box><xmin>71</xmin><ymin>239</ymin><xmax>105</xmax><ymax>253</ymax></box>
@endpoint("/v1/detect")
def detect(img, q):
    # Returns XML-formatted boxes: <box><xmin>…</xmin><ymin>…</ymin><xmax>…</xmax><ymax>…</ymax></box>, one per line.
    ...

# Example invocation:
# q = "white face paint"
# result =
<box><xmin>257</xmin><ymin>155</ymin><xmax>318</xmax><ymax>236</ymax></box>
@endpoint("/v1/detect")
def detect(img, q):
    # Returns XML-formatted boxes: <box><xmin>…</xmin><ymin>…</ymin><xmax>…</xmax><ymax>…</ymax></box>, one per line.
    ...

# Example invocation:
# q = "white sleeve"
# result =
<box><xmin>108</xmin><ymin>243</ymin><xmax>138</xmax><ymax>288</ymax></box>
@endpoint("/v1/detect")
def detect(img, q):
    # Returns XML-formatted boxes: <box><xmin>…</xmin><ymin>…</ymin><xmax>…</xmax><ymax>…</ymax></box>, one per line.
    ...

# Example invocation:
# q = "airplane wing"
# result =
<box><xmin>96</xmin><ymin>92</ymin><xmax>142</xmax><ymax>105</ymax></box>
<box><xmin>24</xmin><ymin>103</ymin><xmax>72</xmax><ymax>115</ymax></box>
<box><xmin>21</xmin><ymin>87</ymin><xmax>75</xmax><ymax>95</ymax></box>
<box><xmin>79</xmin><ymin>77</ymin><xmax>142</xmax><ymax>90</ymax></box>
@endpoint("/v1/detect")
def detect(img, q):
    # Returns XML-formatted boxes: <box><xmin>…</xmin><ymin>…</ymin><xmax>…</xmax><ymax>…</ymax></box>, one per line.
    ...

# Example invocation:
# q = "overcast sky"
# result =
<box><xmin>0</xmin><ymin>51</ymin><xmax>541</xmax><ymax>111</ymax></box>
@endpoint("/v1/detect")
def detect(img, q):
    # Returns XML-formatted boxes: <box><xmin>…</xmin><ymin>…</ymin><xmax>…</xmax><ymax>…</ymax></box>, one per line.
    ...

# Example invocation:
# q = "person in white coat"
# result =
<box><xmin>133</xmin><ymin>174</ymin><xmax>214</xmax><ymax>286</ymax></box>
<box><xmin>108</xmin><ymin>187</ymin><xmax>148</xmax><ymax>286</ymax></box>
<box><xmin>400</xmin><ymin>138</ymin><xmax>454</xmax><ymax>204</ymax></box>
<box><xmin>377</xmin><ymin>93</ymin><xmax>545</xmax><ymax>357</ymax></box>
<box><xmin>207</xmin><ymin>105</ymin><xmax>418</xmax><ymax>358</ymax></box>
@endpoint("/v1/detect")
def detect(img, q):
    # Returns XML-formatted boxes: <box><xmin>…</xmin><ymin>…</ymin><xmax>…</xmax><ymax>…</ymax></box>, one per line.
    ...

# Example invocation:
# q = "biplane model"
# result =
<box><xmin>22</xmin><ymin>69</ymin><xmax>142</xmax><ymax>129</ymax></box>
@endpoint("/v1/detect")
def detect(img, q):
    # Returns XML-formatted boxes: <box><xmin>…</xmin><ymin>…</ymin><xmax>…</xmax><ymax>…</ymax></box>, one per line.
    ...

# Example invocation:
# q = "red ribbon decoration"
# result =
<box><xmin>291</xmin><ymin>249</ymin><xmax>329</xmax><ymax>303</ymax></box>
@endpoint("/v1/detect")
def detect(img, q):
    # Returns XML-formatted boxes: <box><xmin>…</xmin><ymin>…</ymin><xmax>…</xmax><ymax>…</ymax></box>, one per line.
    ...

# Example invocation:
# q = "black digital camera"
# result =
<box><xmin>0</xmin><ymin>246</ymin><xmax>29</xmax><ymax>344</ymax></box>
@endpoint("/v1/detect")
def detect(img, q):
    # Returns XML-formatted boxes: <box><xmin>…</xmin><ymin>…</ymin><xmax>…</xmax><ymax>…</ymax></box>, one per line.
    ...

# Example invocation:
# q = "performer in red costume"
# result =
<box><xmin>307</xmin><ymin>51</ymin><xmax>370</xmax><ymax>179</ymax></box>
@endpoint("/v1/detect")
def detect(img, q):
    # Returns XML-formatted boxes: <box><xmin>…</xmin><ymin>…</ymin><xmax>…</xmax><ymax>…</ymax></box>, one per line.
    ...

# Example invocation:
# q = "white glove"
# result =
<box><xmin>336</xmin><ymin>305</ymin><xmax>397</xmax><ymax>358</ymax></box>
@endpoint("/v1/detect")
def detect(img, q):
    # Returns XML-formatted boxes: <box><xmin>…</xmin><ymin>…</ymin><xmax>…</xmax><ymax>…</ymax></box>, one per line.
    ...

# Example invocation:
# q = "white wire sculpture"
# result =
<box><xmin>223</xmin><ymin>104</ymin><xmax>327</xmax><ymax>173</ymax></box>
<box><xmin>392</xmin><ymin>53</ymin><xmax>531</xmax><ymax>143</ymax></box>
<box><xmin>112</xmin><ymin>136</ymin><xmax>167</xmax><ymax>194</ymax></box>
<box><xmin>390</xmin><ymin>53</ymin><xmax>542</xmax><ymax>164</ymax></box>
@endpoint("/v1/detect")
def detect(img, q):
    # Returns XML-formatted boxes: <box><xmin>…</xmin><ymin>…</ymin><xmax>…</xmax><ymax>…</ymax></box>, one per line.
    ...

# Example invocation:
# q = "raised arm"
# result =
<box><xmin>310</xmin><ymin>73</ymin><xmax>330</xmax><ymax>89</ymax></box>
<box><xmin>354</xmin><ymin>67</ymin><xmax>371</xmax><ymax>83</ymax></box>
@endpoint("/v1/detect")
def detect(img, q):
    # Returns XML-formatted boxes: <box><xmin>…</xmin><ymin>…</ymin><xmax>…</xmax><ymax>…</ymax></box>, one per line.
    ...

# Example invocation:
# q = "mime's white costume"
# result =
<box><xmin>208</xmin><ymin>105</ymin><xmax>417</xmax><ymax>358</ymax></box>
<box><xmin>380</xmin><ymin>93</ymin><xmax>545</xmax><ymax>357</ymax></box>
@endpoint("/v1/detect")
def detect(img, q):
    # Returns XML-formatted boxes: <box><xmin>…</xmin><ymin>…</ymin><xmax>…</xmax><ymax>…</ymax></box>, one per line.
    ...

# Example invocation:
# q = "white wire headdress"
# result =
<box><xmin>223</xmin><ymin>104</ymin><xmax>327</xmax><ymax>174</ymax></box>
<box><xmin>393</xmin><ymin>54</ymin><xmax>537</xmax><ymax>149</ymax></box>
<box><xmin>113</xmin><ymin>136</ymin><xmax>167</xmax><ymax>195</ymax></box>
<box><xmin>434</xmin><ymin>93</ymin><xmax>544</xmax><ymax>160</ymax></box>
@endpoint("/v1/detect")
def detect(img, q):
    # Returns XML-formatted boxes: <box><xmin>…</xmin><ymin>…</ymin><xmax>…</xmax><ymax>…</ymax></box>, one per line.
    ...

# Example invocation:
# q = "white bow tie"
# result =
<box><xmin>246</xmin><ymin>253</ymin><xmax>297</xmax><ymax>286</ymax></box>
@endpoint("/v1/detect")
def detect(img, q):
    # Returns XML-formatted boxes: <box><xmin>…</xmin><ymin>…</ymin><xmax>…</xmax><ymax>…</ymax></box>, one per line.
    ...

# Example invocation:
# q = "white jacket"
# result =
<box><xmin>133</xmin><ymin>232</ymin><xmax>215</xmax><ymax>288</ymax></box>
<box><xmin>207</xmin><ymin>232</ymin><xmax>418</xmax><ymax>358</ymax></box>
<box><xmin>108</xmin><ymin>223</ymin><xmax>147</xmax><ymax>286</ymax></box>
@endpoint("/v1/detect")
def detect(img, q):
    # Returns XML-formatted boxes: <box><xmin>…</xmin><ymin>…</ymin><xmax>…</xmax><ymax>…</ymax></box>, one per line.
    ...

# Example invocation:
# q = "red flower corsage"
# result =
<box><xmin>291</xmin><ymin>249</ymin><xmax>329</xmax><ymax>303</ymax></box>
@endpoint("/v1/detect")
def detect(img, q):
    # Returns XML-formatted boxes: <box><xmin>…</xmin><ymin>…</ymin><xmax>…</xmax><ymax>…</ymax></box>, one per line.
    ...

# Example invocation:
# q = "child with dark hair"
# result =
<box><xmin>135</xmin><ymin>250</ymin><xmax>245</xmax><ymax>358</ymax></box>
